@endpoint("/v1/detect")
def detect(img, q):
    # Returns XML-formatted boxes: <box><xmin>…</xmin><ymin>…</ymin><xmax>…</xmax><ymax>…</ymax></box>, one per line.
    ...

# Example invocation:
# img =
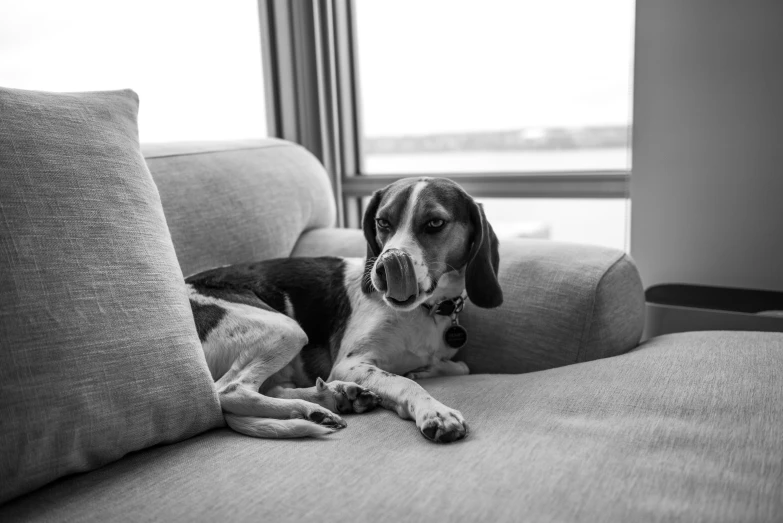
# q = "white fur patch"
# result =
<box><xmin>187</xmin><ymin>284</ymin><xmax>305</xmax><ymax>380</ymax></box>
<box><xmin>400</xmin><ymin>181</ymin><xmax>426</xmax><ymax>232</ymax></box>
<box><xmin>333</xmin><ymin>259</ymin><xmax>460</xmax><ymax>377</ymax></box>
<box><xmin>338</xmin><ymin>259</ymin><xmax>387</xmax><ymax>358</ymax></box>
<box><xmin>283</xmin><ymin>293</ymin><xmax>295</xmax><ymax>318</ymax></box>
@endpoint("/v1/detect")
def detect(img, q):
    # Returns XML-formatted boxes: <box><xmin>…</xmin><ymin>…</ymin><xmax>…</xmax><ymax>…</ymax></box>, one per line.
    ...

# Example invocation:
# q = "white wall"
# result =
<box><xmin>631</xmin><ymin>0</ymin><xmax>783</xmax><ymax>292</ymax></box>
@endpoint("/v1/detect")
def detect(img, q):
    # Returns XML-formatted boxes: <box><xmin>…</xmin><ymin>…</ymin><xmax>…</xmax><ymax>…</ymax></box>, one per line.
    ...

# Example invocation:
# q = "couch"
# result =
<box><xmin>2</xmin><ymin>139</ymin><xmax>781</xmax><ymax>522</ymax></box>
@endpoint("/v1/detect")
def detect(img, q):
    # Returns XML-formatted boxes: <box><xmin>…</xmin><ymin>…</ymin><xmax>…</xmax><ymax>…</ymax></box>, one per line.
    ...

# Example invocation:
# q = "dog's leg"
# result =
<box><xmin>329</xmin><ymin>359</ymin><xmax>468</xmax><ymax>443</ymax></box>
<box><xmin>206</xmin><ymin>302</ymin><xmax>347</xmax><ymax>436</ymax></box>
<box><xmin>267</xmin><ymin>378</ymin><xmax>381</xmax><ymax>414</ymax></box>
<box><xmin>404</xmin><ymin>359</ymin><xmax>470</xmax><ymax>380</ymax></box>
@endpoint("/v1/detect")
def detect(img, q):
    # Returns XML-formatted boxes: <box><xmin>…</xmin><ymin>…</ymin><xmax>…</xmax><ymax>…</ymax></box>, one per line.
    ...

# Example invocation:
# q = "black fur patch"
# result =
<box><xmin>301</xmin><ymin>344</ymin><xmax>334</xmax><ymax>383</ymax></box>
<box><xmin>189</xmin><ymin>301</ymin><xmax>226</xmax><ymax>342</ymax></box>
<box><xmin>186</xmin><ymin>257</ymin><xmax>352</xmax><ymax>384</ymax></box>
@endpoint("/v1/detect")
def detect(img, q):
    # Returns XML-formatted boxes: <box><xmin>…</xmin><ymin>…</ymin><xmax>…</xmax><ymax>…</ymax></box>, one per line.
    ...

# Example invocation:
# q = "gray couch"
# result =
<box><xmin>2</xmin><ymin>140</ymin><xmax>781</xmax><ymax>522</ymax></box>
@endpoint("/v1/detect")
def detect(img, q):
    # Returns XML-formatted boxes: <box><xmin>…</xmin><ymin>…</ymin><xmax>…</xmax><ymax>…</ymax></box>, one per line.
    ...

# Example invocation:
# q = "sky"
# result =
<box><xmin>355</xmin><ymin>0</ymin><xmax>635</xmax><ymax>136</ymax></box>
<box><xmin>0</xmin><ymin>0</ymin><xmax>634</xmax><ymax>141</ymax></box>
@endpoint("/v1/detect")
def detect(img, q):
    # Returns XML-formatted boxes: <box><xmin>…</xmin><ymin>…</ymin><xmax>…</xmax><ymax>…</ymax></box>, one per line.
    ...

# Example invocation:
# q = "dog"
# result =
<box><xmin>186</xmin><ymin>177</ymin><xmax>502</xmax><ymax>443</ymax></box>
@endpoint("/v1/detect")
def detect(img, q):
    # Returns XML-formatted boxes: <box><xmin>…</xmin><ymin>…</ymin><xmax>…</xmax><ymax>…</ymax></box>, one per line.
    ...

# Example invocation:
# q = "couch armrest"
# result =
<box><xmin>459</xmin><ymin>239</ymin><xmax>644</xmax><ymax>374</ymax></box>
<box><xmin>292</xmin><ymin>229</ymin><xmax>645</xmax><ymax>374</ymax></box>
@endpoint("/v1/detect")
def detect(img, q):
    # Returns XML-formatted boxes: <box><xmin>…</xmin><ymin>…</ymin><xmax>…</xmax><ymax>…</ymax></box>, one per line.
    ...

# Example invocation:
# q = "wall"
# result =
<box><xmin>631</xmin><ymin>0</ymin><xmax>783</xmax><ymax>292</ymax></box>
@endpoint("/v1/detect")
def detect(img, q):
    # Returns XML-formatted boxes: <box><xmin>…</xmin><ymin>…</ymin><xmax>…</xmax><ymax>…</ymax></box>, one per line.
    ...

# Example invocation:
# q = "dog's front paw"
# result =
<box><xmin>316</xmin><ymin>378</ymin><xmax>381</xmax><ymax>414</ymax></box>
<box><xmin>293</xmin><ymin>401</ymin><xmax>347</xmax><ymax>430</ymax></box>
<box><xmin>416</xmin><ymin>403</ymin><xmax>468</xmax><ymax>443</ymax></box>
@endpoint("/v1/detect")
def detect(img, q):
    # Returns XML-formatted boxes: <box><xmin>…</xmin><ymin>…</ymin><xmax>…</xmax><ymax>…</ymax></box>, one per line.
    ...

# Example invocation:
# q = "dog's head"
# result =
<box><xmin>362</xmin><ymin>177</ymin><xmax>502</xmax><ymax>311</ymax></box>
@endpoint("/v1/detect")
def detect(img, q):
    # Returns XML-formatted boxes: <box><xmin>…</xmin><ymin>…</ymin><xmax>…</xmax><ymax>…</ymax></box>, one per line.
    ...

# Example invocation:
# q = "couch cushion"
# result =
<box><xmin>0</xmin><ymin>87</ymin><xmax>223</xmax><ymax>504</ymax></box>
<box><xmin>143</xmin><ymin>139</ymin><xmax>336</xmax><ymax>277</ymax></box>
<box><xmin>2</xmin><ymin>331</ymin><xmax>780</xmax><ymax>521</ymax></box>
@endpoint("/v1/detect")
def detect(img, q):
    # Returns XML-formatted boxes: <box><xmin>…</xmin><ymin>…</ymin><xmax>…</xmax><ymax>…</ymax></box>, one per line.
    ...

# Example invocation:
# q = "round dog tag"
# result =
<box><xmin>444</xmin><ymin>325</ymin><xmax>468</xmax><ymax>349</ymax></box>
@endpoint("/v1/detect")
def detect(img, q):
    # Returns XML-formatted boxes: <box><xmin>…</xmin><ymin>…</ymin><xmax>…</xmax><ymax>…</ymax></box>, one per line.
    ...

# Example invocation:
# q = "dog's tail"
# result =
<box><xmin>224</xmin><ymin>414</ymin><xmax>336</xmax><ymax>439</ymax></box>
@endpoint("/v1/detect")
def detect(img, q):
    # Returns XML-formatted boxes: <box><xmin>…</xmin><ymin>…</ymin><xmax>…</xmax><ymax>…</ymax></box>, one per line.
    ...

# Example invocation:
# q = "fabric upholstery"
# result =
<box><xmin>0</xmin><ymin>87</ymin><xmax>223</xmax><ymax>504</ymax></box>
<box><xmin>292</xmin><ymin>226</ymin><xmax>368</xmax><ymax>257</ymax></box>
<box><xmin>144</xmin><ymin>139</ymin><xmax>336</xmax><ymax>278</ymax></box>
<box><xmin>460</xmin><ymin>240</ymin><xmax>644</xmax><ymax>373</ymax></box>
<box><xmin>2</xmin><ymin>331</ymin><xmax>780</xmax><ymax>522</ymax></box>
<box><xmin>293</xmin><ymin>230</ymin><xmax>645</xmax><ymax>374</ymax></box>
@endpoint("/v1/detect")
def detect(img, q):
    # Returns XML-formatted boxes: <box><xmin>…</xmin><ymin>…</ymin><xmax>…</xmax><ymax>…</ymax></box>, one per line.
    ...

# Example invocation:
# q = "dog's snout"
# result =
<box><xmin>376</xmin><ymin>249</ymin><xmax>419</xmax><ymax>305</ymax></box>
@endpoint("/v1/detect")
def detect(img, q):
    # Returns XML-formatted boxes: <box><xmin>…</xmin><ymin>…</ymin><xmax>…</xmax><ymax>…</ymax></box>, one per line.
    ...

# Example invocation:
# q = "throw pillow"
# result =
<box><xmin>0</xmin><ymin>87</ymin><xmax>223</xmax><ymax>504</ymax></box>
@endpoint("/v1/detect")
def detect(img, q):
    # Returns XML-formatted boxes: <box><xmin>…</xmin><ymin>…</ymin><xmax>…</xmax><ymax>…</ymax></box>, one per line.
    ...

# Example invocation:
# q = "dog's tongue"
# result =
<box><xmin>382</xmin><ymin>251</ymin><xmax>418</xmax><ymax>303</ymax></box>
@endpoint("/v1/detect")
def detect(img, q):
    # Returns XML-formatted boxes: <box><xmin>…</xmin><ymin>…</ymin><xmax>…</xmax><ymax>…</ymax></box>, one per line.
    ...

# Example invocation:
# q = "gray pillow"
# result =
<box><xmin>0</xmin><ymin>87</ymin><xmax>224</xmax><ymax>504</ymax></box>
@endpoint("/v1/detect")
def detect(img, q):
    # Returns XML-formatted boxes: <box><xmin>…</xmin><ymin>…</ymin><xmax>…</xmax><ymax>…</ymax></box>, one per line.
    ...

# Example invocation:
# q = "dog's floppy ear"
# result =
<box><xmin>465</xmin><ymin>199</ymin><xmax>503</xmax><ymax>308</ymax></box>
<box><xmin>361</xmin><ymin>190</ymin><xmax>384</xmax><ymax>293</ymax></box>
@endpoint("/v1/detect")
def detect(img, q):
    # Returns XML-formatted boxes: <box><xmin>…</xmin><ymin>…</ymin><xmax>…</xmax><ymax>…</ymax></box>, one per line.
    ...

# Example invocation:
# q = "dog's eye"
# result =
<box><xmin>376</xmin><ymin>218</ymin><xmax>391</xmax><ymax>230</ymax></box>
<box><xmin>426</xmin><ymin>219</ymin><xmax>445</xmax><ymax>231</ymax></box>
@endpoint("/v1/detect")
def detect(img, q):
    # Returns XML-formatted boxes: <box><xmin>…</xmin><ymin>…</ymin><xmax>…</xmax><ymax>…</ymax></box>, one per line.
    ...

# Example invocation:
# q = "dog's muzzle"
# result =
<box><xmin>376</xmin><ymin>249</ymin><xmax>418</xmax><ymax>306</ymax></box>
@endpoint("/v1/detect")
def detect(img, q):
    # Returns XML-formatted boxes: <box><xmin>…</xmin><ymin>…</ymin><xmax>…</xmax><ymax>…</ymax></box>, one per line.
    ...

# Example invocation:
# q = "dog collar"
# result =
<box><xmin>422</xmin><ymin>295</ymin><xmax>469</xmax><ymax>349</ymax></box>
<box><xmin>422</xmin><ymin>295</ymin><xmax>466</xmax><ymax>317</ymax></box>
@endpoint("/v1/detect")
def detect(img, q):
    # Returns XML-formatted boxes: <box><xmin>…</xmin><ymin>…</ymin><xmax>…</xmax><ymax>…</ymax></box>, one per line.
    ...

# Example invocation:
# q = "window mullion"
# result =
<box><xmin>342</xmin><ymin>172</ymin><xmax>630</xmax><ymax>199</ymax></box>
<box><xmin>259</xmin><ymin>0</ymin><xmax>346</xmax><ymax>225</ymax></box>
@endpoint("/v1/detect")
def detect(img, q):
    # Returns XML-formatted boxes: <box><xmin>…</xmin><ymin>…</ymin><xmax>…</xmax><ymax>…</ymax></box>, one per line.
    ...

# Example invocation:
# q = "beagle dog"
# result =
<box><xmin>187</xmin><ymin>177</ymin><xmax>502</xmax><ymax>443</ymax></box>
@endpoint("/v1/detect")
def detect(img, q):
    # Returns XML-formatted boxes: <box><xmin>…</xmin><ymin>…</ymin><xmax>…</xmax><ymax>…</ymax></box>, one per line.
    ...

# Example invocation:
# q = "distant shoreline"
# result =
<box><xmin>363</xmin><ymin>125</ymin><xmax>630</xmax><ymax>154</ymax></box>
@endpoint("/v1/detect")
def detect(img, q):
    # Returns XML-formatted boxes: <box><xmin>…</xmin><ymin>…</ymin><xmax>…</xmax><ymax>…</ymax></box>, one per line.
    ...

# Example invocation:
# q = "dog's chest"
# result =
<box><xmin>337</xmin><ymin>258</ymin><xmax>461</xmax><ymax>374</ymax></box>
<box><xmin>345</xmin><ymin>302</ymin><xmax>458</xmax><ymax>374</ymax></box>
<box><xmin>391</xmin><ymin>312</ymin><xmax>457</xmax><ymax>366</ymax></box>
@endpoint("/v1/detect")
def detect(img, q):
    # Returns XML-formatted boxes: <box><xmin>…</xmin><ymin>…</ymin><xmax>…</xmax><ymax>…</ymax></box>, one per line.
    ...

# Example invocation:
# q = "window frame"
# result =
<box><xmin>258</xmin><ymin>0</ymin><xmax>631</xmax><ymax>228</ymax></box>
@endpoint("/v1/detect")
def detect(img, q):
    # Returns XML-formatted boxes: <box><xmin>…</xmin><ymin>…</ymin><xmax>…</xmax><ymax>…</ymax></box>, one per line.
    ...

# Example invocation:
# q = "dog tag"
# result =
<box><xmin>444</xmin><ymin>315</ymin><xmax>468</xmax><ymax>349</ymax></box>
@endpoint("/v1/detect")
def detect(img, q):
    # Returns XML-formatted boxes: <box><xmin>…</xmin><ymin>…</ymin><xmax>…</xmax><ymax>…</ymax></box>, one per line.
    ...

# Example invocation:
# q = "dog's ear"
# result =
<box><xmin>465</xmin><ymin>199</ymin><xmax>503</xmax><ymax>308</ymax></box>
<box><xmin>361</xmin><ymin>190</ymin><xmax>384</xmax><ymax>293</ymax></box>
<box><xmin>362</xmin><ymin>189</ymin><xmax>383</xmax><ymax>258</ymax></box>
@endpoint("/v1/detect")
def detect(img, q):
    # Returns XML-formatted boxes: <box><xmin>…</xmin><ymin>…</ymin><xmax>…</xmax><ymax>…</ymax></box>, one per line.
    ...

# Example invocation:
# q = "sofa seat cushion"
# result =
<box><xmin>1</xmin><ymin>331</ymin><xmax>780</xmax><ymax>521</ymax></box>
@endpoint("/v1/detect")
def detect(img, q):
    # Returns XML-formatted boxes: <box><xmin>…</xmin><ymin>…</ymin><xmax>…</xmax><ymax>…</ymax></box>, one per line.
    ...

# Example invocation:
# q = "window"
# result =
<box><xmin>478</xmin><ymin>198</ymin><xmax>629</xmax><ymax>250</ymax></box>
<box><xmin>0</xmin><ymin>0</ymin><xmax>266</xmax><ymax>143</ymax></box>
<box><xmin>355</xmin><ymin>0</ymin><xmax>634</xmax><ymax>175</ymax></box>
<box><xmin>350</xmin><ymin>0</ymin><xmax>634</xmax><ymax>250</ymax></box>
<box><xmin>259</xmin><ymin>1</ymin><xmax>636</xmax><ymax>249</ymax></box>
